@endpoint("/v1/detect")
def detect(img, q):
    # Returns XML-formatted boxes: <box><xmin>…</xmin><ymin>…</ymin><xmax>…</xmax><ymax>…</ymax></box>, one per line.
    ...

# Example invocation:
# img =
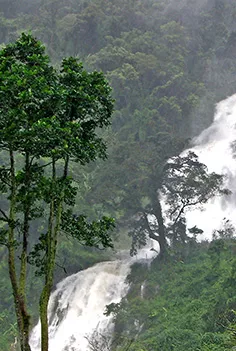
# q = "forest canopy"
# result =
<box><xmin>0</xmin><ymin>0</ymin><xmax>236</xmax><ymax>350</ymax></box>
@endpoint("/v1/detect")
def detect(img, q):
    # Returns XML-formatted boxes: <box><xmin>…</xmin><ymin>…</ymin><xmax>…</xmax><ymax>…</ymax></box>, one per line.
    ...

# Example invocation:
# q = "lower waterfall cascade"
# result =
<box><xmin>30</xmin><ymin>94</ymin><xmax>236</xmax><ymax>350</ymax></box>
<box><xmin>30</xmin><ymin>246</ymin><xmax>158</xmax><ymax>351</ymax></box>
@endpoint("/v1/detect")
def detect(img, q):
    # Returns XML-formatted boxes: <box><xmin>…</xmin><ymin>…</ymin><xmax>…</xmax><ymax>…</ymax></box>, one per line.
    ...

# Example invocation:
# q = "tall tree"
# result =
<box><xmin>129</xmin><ymin>151</ymin><xmax>229</xmax><ymax>256</ymax></box>
<box><xmin>0</xmin><ymin>33</ymin><xmax>114</xmax><ymax>351</ymax></box>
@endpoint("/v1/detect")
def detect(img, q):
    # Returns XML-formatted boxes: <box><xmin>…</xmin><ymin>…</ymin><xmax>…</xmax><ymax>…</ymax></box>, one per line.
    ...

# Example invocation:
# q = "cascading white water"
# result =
<box><xmin>30</xmin><ymin>260</ymin><xmax>129</xmax><ymax>351</ymax></box>
<box><xmin>184</xmin><ymin>94</ymin><xmax>236</xmax><ymax>237</ymax></box>
<box><xmin>30</xmin><ymin>245</ymin><xmax>158</xmax><ymax>351</ymax></box>
<box><xmin>30</xmin><ymin>94</ymin><xmax>236</xmax><ymax>351</ymax></box>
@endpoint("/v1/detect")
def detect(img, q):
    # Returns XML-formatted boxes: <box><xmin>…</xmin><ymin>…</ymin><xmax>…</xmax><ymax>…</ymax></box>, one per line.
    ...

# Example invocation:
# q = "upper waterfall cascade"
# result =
<box><xmin>30</xmin><ymin>94</ymin><xmax>236</xmax><ymax>350</ymax></box>
<box><xmin>184</xmin><ymin>94</ymin><xmax>236</xmax><ymax>236</ymax></box>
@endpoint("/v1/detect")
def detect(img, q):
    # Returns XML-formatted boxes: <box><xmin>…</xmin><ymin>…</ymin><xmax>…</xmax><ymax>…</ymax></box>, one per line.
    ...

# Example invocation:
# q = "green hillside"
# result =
<box><xmin>0</xmin><ymin>0</ymin><xmax>236</xmax><ymax>350</ymax></box>
<box><xmin>111</xmin><ymin>239</ymin><xmax>236</xmax><ymax>350</ymax></box>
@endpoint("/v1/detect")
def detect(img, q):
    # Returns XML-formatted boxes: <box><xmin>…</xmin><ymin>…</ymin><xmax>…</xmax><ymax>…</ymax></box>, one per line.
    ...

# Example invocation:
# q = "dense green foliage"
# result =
<box><xmin>0</xmin><ymin>0</ymin><xmax>236</xmax><ymax>350</ymax></box>
<box><xmin>110</xmin><ymin>239</ymin><xmax>236</xmax><ymax>350</ymax></box>
<box><xmin>1</xmin><ymin>1</ymin><xmax>236</xmax><ymax>233</ymax></box>
<box><xmin>0</xmin><ymin>33</ymin><xmax>114</xmax><ymax>351</ymax></box>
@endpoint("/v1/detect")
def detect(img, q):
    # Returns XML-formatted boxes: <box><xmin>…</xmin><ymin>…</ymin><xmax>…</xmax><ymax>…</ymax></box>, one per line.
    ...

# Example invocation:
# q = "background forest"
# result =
<box><xmin>0</xmin><ymin>0</ymin><xmax>236</xmax><ymax>350</ymax></box>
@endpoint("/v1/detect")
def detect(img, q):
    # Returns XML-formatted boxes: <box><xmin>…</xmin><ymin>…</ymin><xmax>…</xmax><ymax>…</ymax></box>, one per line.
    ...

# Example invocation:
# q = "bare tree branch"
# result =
<box><xmin>0</xmin><ymin>208</ymin><xmax>9</xmax><ymax>221</ymax></box>
<box><xmin>55</xmin><ymin>261</ymin><xmax>67</xmax><ymax>274</ymax></box>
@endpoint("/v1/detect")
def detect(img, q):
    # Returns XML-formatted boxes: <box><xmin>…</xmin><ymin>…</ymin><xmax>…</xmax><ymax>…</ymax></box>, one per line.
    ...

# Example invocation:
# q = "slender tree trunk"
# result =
<box><xmin>8</xmin><ymin>149</ymin><xmax>31</xmax><ymax>351</ymax></box>
<box><xmin>40</xmin><ymin>200</ymin><xmax>60</xmax><ymax>351</ymax></box>
<box><xmin>19</xmin><ymin>152</ymin><xmax>31</xmax><ymax>350</ymax></box>
<box><xmin>40</xmin><ymin>157</ymin><xmax>68</xmax><ymax>351</ymax></box>
<box><xmin>152</xmin><ymin>194</ymin><xmax>168</xmax><ymax>258</ymax></box>
<box><xmin>40</xmin><ymin>158</ymin><xmax>55</xmax><ymax>351</ymax></box>
<box><xmin>19</xmin><ymin>153</ymin><xmax>30</xmax><ymax>293</ymax></box>
<box><xmin>143</xmin><ymin>212</ymin><xmax>159</xmax><ymax>242</ymax></box>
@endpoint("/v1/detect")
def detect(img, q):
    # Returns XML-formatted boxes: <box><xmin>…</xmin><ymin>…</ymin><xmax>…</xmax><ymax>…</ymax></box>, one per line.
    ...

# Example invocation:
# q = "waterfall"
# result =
<box><xmin>184</xmin><ymin>94</ymin><xmax>236</xmax><ymax>237</ymax></box>
<box><xmin>30</xmin><ymin>245</ymin><xmax>158</xmax><ymax>351</ymax></box>
<box><xmin>30</xmin><ymin>94</ymin><xmax>236</xmax><ymax>350</ymax></box>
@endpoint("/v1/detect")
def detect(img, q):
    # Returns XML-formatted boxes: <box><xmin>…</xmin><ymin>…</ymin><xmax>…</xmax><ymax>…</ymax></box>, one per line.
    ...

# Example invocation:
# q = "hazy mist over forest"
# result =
<box><xmin>1</xmin><ymin>1</ymin><xmax>236</xmax><ymax>350</ymax></box>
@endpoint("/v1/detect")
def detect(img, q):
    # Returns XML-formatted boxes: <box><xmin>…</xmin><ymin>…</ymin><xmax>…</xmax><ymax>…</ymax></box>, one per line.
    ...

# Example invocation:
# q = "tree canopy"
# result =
<box><xmin>0</xmin><ymin>33</ymin><xmax>114</xmax><ymax>351</ymax></box>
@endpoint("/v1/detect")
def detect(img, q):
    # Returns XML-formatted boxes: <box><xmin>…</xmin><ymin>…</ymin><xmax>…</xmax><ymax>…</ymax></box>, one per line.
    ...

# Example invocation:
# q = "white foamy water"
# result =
<box><xmin>183</xmin><ymin>94</ymin><xmax>236</xmax><ymax>237</ymax></box>
<box><xmin>30</xmin><ymin>243</ymin><xmax>158</xmax><ymax>351</ymax></box>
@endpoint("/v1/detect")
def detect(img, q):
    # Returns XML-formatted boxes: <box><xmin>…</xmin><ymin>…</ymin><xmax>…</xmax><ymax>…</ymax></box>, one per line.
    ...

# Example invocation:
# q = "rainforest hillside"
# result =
<box><xmin>0</xmin><ymin>0</ymin><xmax>236</xmax><ymax>349</ymax></box>
<box><xmin>110</xmin><ymin>238</ymin><xmax>236</xmax><ymax>351</ymax></box>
